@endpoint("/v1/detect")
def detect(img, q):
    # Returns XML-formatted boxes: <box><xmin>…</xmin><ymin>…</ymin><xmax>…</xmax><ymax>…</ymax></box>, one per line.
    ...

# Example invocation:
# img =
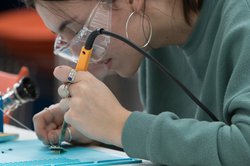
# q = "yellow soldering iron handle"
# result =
<box><xmin>59</xmin><ymin>47</ymin><xmax>93</xmax><ymax>147</ymax></box>
<box><xmin>75</xmin><ymin>47</ymin><xmax>93</xmax><ymax>71</ymax></box>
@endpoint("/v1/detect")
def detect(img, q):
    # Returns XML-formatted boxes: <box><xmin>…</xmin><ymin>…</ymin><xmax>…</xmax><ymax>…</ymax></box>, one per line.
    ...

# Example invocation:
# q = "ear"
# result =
<box><xmin>131</xmin><ymin>0</ymin><xmax>145</xmax><ymax>12</ymax></box>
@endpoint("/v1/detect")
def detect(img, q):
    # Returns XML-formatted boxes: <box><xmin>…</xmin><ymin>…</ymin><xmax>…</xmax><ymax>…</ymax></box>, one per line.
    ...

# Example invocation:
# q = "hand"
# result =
<box><xmin>33</xmin><ymin>103</ymin><xmax>92</xmax><ymax>145</ymax></box>
<box><xmin>53</xmin><ymin>65</ymin><xmax>131</xmax><ymax>147</ymax></box>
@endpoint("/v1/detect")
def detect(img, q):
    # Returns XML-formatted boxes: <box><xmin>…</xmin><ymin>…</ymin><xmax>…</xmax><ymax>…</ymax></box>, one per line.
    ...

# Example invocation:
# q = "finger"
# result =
<box><xmin>58</xmin><ymin>83</ymin><xmax>71</xmax><ymax>98</ymax></box>
<box><xmin>47</xmin><ymin>126</ymin><xmax>74</xmax><ymax>144</ymax></box>
<box><xmin>59</xmin><ymin>98</ymin><xmax>70</xmax><ymax>113</ymax></box>
<box><xmin>66</xmin><ymin>127</ymin><xmax>93</xmax><ymax>144</ymax></box>
<box><xmin>33</xmin><ymin>104</ymin><xmax>63</xmax><ymax>145</ymax></box>
<box><xmin>47</xmin><ymin>129</ymin><xmax>60</xmax><ymax>145</ymax></box>
<box><xmin>33</xmin><ymin>107</ymin><xmax>52</xmax><ymax>143</ymax></box>
<box><xmin>54</xmin><ymin>65</ymin><xmax>81</xmax><ymax>83</ymax></box>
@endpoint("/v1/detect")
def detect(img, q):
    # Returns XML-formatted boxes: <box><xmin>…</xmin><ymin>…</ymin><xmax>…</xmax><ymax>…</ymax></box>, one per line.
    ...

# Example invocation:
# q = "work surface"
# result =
<box><xmin>1</xmin><ymin>124</ymin><xmax>154</xmax><ymax>166</ymax></box>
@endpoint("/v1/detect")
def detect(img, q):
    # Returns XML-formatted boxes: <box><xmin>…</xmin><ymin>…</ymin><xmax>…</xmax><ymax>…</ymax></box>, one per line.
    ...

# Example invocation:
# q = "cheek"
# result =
<box><xmin>111</xmin><ymin>11</ymin><xmax>128</xmax><ymax>38</ymax></box>
<box><xmin>112</xmin><ymin>49</ymin><xmax>143</xmax><ymax>78</ymax></box>
<box><xmin>108</xmin><ymin>17</ymin><xmax>144</xmax><ymax>77</ymax></box>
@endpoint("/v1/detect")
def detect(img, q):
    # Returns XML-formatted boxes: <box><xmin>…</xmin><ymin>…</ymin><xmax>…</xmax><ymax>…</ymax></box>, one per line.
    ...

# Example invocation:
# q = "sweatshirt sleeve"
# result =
<box><xmin>122</xmin><ymin>110</ymin><xmax>250</xmax><ymax>166</ymax></box>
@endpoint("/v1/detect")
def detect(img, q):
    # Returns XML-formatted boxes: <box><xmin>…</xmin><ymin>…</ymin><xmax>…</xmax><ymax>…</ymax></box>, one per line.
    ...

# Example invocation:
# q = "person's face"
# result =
<box><xmin>35</xmin><ymin>0</ymin><xmax>147</xmax><ymax>78</ymax></box>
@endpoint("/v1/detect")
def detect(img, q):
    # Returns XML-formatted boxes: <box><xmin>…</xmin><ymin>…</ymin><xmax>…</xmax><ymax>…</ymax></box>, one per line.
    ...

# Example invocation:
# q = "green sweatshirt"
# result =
<box><xmin>122</xmin><ymin>0</ymin><xmax>250</xmax><ymax>165</ymax></box>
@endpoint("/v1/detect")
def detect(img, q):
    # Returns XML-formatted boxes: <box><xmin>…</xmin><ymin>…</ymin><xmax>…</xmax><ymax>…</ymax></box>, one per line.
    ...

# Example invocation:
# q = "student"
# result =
<box><xmin>25</xmin><ymin>0</ymin><xmax>250</xmax><ymax>165</ymax></box>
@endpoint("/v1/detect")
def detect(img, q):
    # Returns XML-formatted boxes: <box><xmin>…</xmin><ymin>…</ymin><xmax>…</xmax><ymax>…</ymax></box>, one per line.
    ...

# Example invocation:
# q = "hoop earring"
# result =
<box><xmin>125</xmin><ymin>11</ymin><xmax>153</xmax><ymax>48</ymax></box>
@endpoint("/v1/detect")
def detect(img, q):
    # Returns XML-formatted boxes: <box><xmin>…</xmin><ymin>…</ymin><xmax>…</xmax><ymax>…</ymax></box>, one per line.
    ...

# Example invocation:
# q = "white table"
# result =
<box><xmin>4</xmin><ymin>124</ymin><xmax>154</xmax><ymax>166</ymax></box>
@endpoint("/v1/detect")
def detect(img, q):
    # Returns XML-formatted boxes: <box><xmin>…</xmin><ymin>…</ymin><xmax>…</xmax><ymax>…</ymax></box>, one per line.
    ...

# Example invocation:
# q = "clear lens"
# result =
<box><xmin>54</xmin><ymin>36</ymin><xmax>78</xmax><ymax>63</ymax></box>
<box><xmin>54</xmin><ymin>1</ymin><xmax>112</xmax><ymax>64</ymax></box>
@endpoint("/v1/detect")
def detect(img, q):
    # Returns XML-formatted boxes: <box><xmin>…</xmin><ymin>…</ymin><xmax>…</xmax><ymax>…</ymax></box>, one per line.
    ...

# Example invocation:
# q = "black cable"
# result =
<box><xmin>87</xmin><ymin>29</ymin><xmax>219</xmax><ymax>121</ymax></box>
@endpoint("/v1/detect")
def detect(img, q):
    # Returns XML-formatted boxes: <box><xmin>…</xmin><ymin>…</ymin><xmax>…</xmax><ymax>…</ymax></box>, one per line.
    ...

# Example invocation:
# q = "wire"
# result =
<box><xmin>95</xmin><ymin>29</ymin><xmax>218</xmax><ymax>121</ymax></box>
<box><xmin>0</xmin><ymin>108</ymin><xmax>33</xmax><ymax>131</ymax></box>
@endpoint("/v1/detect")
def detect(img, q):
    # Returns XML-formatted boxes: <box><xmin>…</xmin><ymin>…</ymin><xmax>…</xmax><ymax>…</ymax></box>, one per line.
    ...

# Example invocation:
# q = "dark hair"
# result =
<box><xmin>23</xmin><ymin>0</ymin><xmax>203</xmax><ymax>25</ymax></box>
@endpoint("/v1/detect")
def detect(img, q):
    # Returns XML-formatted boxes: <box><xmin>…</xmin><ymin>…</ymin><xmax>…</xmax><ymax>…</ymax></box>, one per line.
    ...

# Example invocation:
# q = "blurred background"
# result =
<box><xmin>0</xmin><ymin>1</ymin><xmax>142</xmax><ymax>130</ymax></box>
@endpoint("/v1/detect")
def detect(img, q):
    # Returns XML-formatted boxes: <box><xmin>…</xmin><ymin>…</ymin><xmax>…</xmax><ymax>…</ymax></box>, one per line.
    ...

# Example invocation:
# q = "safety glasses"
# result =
<box><xmin>54</xmin><ymin>0</ymin><xmax>112</xmax><ymax>63</ymax></box>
